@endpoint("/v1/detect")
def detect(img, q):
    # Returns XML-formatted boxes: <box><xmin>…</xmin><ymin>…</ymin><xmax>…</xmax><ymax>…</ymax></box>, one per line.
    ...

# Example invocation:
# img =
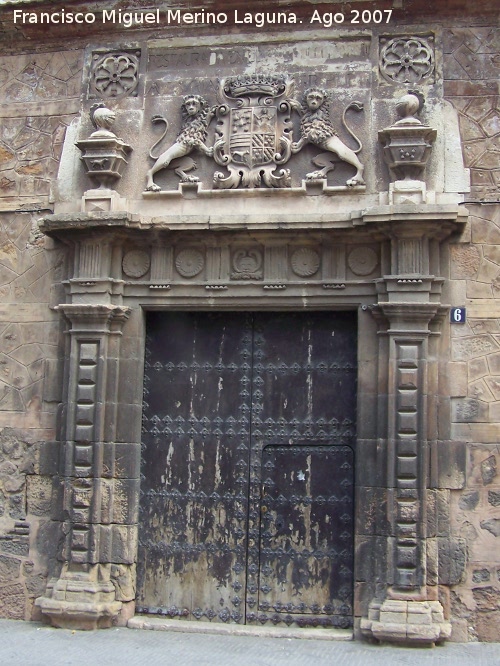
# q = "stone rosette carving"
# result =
<box><xmin>290</xmin><ymin>248</ymin><xmax>320</xmax><ymax>277</ymax></box>
<box><xmin>90</xmin><ymin>51</ymin><xmax>140</xmax><ymax>98</ymax></box>
<box><xmin>175</xmin><ymin>248</ymin><xmax>205</xmax><ymax>278</ymax></box>
<box><xmin>347</xmin><ymin>247</ymin><xmax>378</xmax><ymax>276</ymax></box>
<box><xmin>231</xmin><ymin>249</ymin><xmax>263</xmax><ymax>280</ymax></box>
<box><xmin>122</xmin><ymin>250</ymin><xmax>150</xmax><ymax>278</ymax></box>
<box><xmin>379</xmin><ymin>36</ymin><xmax>434</xmax><ymax>84</ymax></box>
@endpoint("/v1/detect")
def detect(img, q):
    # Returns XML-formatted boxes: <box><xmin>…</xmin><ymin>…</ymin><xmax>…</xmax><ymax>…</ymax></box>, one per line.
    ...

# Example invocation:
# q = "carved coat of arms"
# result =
<box><xmin>143</xmin><ymin>74</ymin><xmax>366</xmax><ymax>192</ymax></box>
<box><xmin>213</xmin><ymin>75</ymin><xmax>295</xmax><ymax>188</ymax></box>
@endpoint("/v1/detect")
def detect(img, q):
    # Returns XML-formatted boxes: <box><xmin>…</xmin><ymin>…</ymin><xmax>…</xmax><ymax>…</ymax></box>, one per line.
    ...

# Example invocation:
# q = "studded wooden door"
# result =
<box><xmin>137</xmin><ymin>311</ymin><xmax>357</xmax><ymax>628</ymax></box>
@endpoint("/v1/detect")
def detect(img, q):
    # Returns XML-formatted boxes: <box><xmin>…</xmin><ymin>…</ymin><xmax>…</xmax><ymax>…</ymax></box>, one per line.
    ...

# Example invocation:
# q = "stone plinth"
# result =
<box><xmin>361</xmin><ymin>598</ymin><xmax>451</xmax><ymax>645</ymax></box>
<box><xmin>36</xmin><ymin>564</ymin><xmax>122</xmax><ymax>630</ymax></box>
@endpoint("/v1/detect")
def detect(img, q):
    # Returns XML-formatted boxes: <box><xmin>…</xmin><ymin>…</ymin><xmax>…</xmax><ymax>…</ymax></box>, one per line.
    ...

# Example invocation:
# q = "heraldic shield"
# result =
<box><xmin>214</xmin><ymin>75</ymin><xmax>295</xmax><ymax>189</ymax></box>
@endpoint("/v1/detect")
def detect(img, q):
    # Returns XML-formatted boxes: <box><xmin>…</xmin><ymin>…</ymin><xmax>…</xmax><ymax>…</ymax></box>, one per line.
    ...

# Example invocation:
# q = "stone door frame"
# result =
<box><xmin>34</xmin><ymin>204</ymin><xmax>466</xmax><ymax>644</ymax></box>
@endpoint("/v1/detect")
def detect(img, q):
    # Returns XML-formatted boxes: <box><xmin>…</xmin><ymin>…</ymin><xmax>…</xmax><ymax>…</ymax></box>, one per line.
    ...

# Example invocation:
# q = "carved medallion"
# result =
<box><xmin>347</xmin><ymin>247</ymin><xmax>378</xmax><ymax>276</ymax></box>
<box><xmin>213</xmin><ymin>75</ymin><xmax>294</xmax><ymax>189</ymax></box>
<box><xmin>290</xmin><ymin>248</ymin><xmax>320</xmax><ymax>277</ymax></box>
<box><xmin>122</xmin><ymin>250</ymin><xmax>150</xmax><ymax>278</ymax></box>
<box><xmin>175</xmin><ymin>249</ymin><xmax>205</xmax><ymax>278</ymax></box>
<box><xmin>231</xmin><ymin>249</ymin><xmax>263</xmax><ymax>280</ymax></box>
<box><xmin>90</xmin><ymin>52</ymin><xmax>140</xmax><ymax>98</ymax></box>
<box><xmin>379</xmin><ymin>37</ymin><xmax>434</xmax><ymax>83</ymax></box>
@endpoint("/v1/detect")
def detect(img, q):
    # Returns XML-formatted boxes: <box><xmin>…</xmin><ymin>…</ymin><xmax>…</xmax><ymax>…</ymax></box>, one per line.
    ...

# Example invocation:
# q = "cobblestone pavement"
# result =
<box><xmin>1</xmin><ymin>620</ymin><xmax>500</xmax><ymax>666</ymax></box>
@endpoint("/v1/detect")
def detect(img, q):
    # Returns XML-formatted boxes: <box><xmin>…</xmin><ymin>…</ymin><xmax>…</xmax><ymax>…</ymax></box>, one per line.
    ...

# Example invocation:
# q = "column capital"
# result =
<box><xmin>371</xmin><ymin>302</ymin><xmax>446</xmax><ymax>334</ymax></box>
<box><xmin>56</xmin><ymin>304</ymin><xmax>131</xmax><ymax>333</ymax></box>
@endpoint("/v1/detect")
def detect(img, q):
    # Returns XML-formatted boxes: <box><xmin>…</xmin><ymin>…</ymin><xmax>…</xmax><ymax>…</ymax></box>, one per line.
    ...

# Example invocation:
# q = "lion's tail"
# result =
<box><xmin>342</xmin><ymin>102</ymin><xmax>364</xmax><ymax>154</ymax></box>
<box><xmin>149</xmin><ymin>115</ymin><xmax>169</xmax><ymax>160</ymax></box>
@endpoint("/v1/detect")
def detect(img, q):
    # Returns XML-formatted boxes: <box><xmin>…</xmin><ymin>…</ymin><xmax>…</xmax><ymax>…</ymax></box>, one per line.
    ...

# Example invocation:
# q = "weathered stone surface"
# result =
<box><xmin>438</xmin><ymin>538</ymin><xmax>467</xmax><ymax>585</ymax></box>
<box><xmin>471</xmin><ymin>216</ymin><xmax>500</xmax><ymax>244</ymax></box>
<box><xmin>452</xmin><ymin>336</ymin><xmax>499</xmax><ymax>361</ymax></box>
<box><xmin>450</xmin><ymin>245</ymin><xmax>480</xmax><ymax>279</ymax></box>
<box><xmin>459</xmin><ymin>491</ymin><xmax>480</xmax><ymax>511</ymax></box>
<box><xmin>37</xmin><ymin>441</ymin><xmax>59</xmax><ymax>476</ymax></box>
<box><xmin>475</xmin><ymin>610</ymin><xmax>500</xmax><ymax>642</ymax></box>
<box><xmin>25</xmin><ymin>573</ymin><xmax>47</xmax><ymax>598</ymax></box>
<box><xmin>434</xmin><ymin>442</ymin><xmax>466</xmax><ymax>491</ymax></box>
<box><xmin>0</xmin><ymin>536</ymin><xmax>29</xmax><ymax>558</ymax></box>
<box><xmin>450</xmin><ymin>590</ymin><xmax>474</xmax><ymax>620</ymax></box>
<box><xmin>110</xmin><ymin>564</ymin><xmax>135</xmax><ymax>602</ymax></box>
<box><xmin>26</xmin><ymin>476</ymin><xmax>53</xmax><ymax>516</ymax></box>
<box><xmin>0</xmin><ymin>555</ymin><xmax>20</xmax><ymax>584</ymax></box>
<box><xmin>480</xmin><ymin>519</ymin><xmax>500</xmax><ymax>537</ymax></box>
<box><xmin>468</xmin><ymin>357</ymin><xmax>489</xmax><ymax>383</ymax></box>
<box><xmin>361</xmin><ymin>598</ymin><xmax>451</xmax><ymax>645</ymax></box>
<box><xmin>488</xmin><ymin>491</ymin><xmax>500</xmax><ymax>507</ymax></box>
<box><xmin>0</xmin><ymin>583</ymin><xmax>25</xmax><ymax>620</ymax></box>
<box><xmin>452</xmin><ymin>398</ymin><xmax>488</xmax><ymax>423</ymax></box>
<box><xmin>472</xmin><ymin>568</ymin><xmax>490</xmax><ymax>583</ymax></box>
<box><xmin>472</xmin><ymin>586</ymin><xmax>500</xmax><ymax>611</ymax></box>
<box><xmin>35</xmin><ymin>519</ymin><xmax>63</xmax><ymax>565</ymax></box>
<box><xmin>356</xmin><ymin>487</ymin><xmax>389</xmax><ymax>536</ymax></box>
<box><xmin>481</xmin><ymin>456</ymin><xmax>497</xmax><ymax>485</ymax></box>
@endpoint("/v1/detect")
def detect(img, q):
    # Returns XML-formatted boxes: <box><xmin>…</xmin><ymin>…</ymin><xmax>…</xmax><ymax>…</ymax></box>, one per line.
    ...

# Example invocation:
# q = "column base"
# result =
<box><xmin>360</xmin><ymin>598</ymin><xmax>451</xmax><ymax>646</ymax></box>
<box><xmin>36</xmin><ymin>564</ymin><xmax>122</xmax><ymax>630</ymax></box>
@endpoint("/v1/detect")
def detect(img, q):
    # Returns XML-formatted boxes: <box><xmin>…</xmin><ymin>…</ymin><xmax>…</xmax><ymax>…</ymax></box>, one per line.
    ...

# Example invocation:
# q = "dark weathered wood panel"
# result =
<box><xmin>137</xmin><ymin>312</ymin><xmax>253</xmax><ymax>622</ymax></box>
<box><xmin>246</xmin><ymin>312</ymin><xmax>356</xmax><ymax>627</ymax></box>
<box><xmin>137</xmin><ymin>311</ymin><xmax>356</xmax><ymax>627</ymax></box>
<box><xmin>257</xmin><ymin>445</ymin><xmax>354</xmax><ymax>628</ymax></box>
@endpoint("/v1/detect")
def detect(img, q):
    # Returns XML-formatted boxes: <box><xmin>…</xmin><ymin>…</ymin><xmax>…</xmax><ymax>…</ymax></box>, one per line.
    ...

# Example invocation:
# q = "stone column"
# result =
<box><xmin>360</xmin><ymin>222</ymin><xmax>452</xmax><ymax>644</ymax></box>
<box><xmin>36</xmin><ymin>303</ymin><xmax>135</xmax><ymax>630</ymax></box>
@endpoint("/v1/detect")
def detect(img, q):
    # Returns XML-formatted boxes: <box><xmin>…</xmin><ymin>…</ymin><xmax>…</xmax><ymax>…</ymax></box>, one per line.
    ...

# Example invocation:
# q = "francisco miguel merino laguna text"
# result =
<box><xmin>14</xmin><ymin>9</ymin><xmax>299</xmax><ymax>28</ymax></box>
<box><xmin>13</xmin><ymin>8</ymin><xmax>393</xmax><ymax>28</ymax></box>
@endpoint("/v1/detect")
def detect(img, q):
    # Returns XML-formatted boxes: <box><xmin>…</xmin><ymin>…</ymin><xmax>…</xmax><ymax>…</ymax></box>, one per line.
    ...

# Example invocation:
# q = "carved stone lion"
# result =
<box><xmin>292</xmin><ymin>88</ymin><xmax>365</xmax><ymax>187</ymax></box>
<box><xmin>146</xmin><ymin>95</ymin><xmax>215</xmax><ymax>191</ymax></box>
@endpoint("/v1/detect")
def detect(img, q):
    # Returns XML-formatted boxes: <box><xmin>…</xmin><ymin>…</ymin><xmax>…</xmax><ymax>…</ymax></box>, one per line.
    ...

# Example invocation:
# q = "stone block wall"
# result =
<box><xmin>443</xmin><ymin>25</ymin><xmax>500</xmax><ymax>642</ymax></box>
<box><xmin>0</xmin><ymin>47</ymin><xmax>83</xmax><ymax>620</ymax></box>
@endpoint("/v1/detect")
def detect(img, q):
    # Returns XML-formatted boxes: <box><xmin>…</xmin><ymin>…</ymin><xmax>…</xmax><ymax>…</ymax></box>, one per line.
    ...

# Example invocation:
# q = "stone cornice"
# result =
<box><xmin>40</xmin><ymin>203</ymin><xmax>468</xmax><ymax>237</ymax></box>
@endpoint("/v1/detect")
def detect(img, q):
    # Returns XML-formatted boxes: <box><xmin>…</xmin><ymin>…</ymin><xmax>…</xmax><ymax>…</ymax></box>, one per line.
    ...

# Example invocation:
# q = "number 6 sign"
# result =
<box><xmin>450</xmin><ymin>307</ymin><xmax>466</xmax><ymax>324</ymax></box>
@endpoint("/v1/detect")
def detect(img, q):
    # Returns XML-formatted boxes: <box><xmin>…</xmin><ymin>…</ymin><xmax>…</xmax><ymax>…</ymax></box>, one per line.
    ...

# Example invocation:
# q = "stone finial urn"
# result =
<box><xmin>76</xmin><ymin>102</ymin><xmax>132</xmax><ymax>189</ymax></box>
<box><xmin>378</xmin><ymin>93</ymin><xmax>437</xmax><ymax>181</ymax></box>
